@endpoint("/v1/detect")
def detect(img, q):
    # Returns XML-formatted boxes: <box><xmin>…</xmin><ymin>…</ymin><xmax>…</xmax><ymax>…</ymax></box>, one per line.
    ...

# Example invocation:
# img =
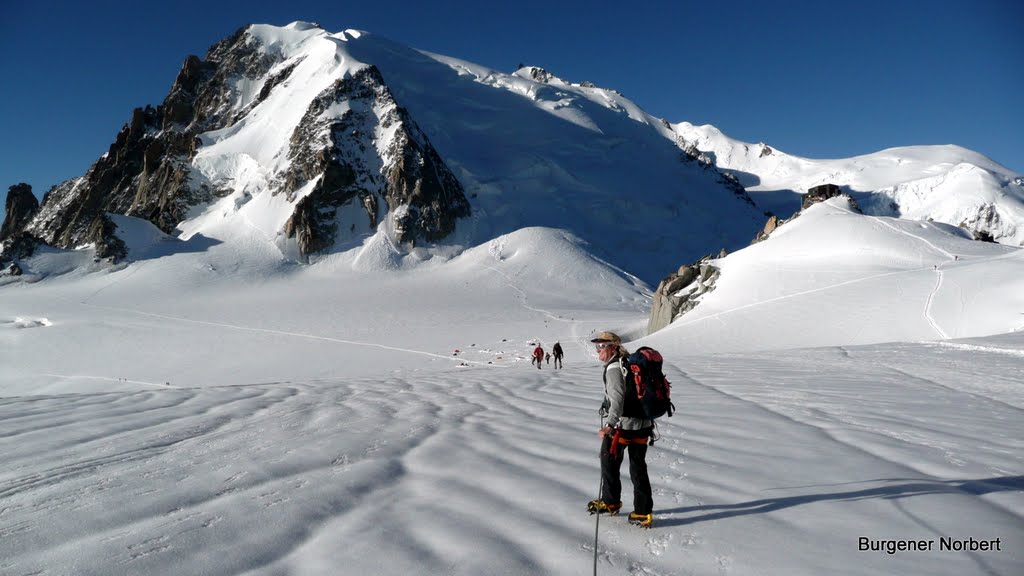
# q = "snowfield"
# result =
<box><xmin>2</xmin><ymin>21</ymin><xmax>1022</xmax><ymax>576</ymax></box>
<box><xmin>1</xmin><ymin>196</ymin><xmax>1022</xmax><ymax>575</ymax></box>
<box><xmin>0</xmin><ymin>338</ymin><xmax>1021</xmax><ymax>575</ymax></box>
<box><xmin>657</xmin><ymin>199</ymin><xmax>1024</xmax><ymax>353</ymax></box>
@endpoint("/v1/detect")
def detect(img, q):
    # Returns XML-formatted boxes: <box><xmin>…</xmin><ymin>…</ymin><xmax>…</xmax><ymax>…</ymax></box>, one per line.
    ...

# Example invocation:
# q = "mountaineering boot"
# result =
<box><xmin>587</xmin><ymin>500</ymin><xmax>622</xmax><ymax>515</ymax></box>
<box><xmin>628</xmin><ymin>512</ymin><xmax>653</xmax><ymax>528</ymax></box>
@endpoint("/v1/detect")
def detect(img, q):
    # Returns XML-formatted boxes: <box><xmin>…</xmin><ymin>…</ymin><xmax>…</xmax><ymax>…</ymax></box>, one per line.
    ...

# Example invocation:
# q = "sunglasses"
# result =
<box><xmin>594</xmin><ymin>342</ymin><xmax>615</xmax><ymax>350</ymax></box>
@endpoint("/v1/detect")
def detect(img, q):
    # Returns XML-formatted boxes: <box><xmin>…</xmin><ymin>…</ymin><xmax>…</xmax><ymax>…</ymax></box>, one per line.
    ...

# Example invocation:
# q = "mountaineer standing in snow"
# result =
<box><xmin>587</xmin><ymin>331</ymin><xmax>654</xmax><ymax>527</ymax></box>
<box><xmin>552</xmin><ymin>341</ymin><xmax>563</xmax><ymax>369</ymax></box>
<box><xmin>532</xmin><ymin>344</ymin><xmax>545</xmax><ymax>368</ymax></box>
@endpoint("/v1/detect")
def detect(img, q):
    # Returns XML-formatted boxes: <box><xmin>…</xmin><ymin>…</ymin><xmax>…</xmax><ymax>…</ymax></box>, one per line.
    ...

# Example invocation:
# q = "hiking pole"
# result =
<box><xmin>592</xmin><ymin>415</ymin><xmax>604</xmax><ymax>576</ymax></box>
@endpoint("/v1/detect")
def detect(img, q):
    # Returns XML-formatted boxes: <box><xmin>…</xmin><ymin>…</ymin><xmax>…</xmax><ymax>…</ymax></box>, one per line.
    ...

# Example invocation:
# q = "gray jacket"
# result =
<box><xmin>602</xmin><ymin>357</ymin><xmax>654</xmax><ymax>430</ymax></box>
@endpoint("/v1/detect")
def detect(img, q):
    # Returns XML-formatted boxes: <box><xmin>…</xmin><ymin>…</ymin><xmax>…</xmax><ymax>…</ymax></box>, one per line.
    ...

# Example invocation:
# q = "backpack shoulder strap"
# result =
<box><xmin>602</xmin><ymin>357</ymin><xmax>624</xmax><ymax>384</ymax></box>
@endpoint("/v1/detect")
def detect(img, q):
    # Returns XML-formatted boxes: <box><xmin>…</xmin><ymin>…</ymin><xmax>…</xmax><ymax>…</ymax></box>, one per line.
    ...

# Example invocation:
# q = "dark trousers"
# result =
<box><xmin>600</xmin><ymin>429</ymin><xmax>653</xmax><ymax>514</ymax></box>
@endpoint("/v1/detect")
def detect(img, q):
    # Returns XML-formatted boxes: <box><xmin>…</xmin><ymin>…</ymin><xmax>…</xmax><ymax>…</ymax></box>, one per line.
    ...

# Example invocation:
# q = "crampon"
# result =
<box><xmin>587</xmin><ymin>500</ymin><xmax>622</xmax><ymax>515</ymax></box>
<box><xmin>628</xmin><ymin>512</ymin><xmax>653</xmax><ymax>528</ymax></box>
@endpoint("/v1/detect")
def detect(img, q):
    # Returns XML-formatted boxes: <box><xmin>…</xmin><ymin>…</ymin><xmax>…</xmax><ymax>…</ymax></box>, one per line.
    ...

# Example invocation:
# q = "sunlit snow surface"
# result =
<box><xmin>2</xmin><ymin>205</ymin><xmax>1022</xmax><ymax>572</ymax></box>
<box><xmin>673</xmin><ymin>122</ymin><xmax>1024</xmax><ymax>246</ymax></box>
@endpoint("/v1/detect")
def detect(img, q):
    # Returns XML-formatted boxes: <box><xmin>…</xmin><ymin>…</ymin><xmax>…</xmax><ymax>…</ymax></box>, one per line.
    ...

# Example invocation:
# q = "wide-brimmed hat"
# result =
<box><xmin>590</xmin><ymin>331</ymin><xmax>621</xmax><ymax>344</ymax></box>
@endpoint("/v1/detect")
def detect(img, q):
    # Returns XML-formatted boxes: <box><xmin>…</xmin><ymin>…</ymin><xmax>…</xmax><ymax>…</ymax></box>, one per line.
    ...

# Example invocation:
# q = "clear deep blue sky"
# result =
<box><xmin>2</xmin><ymin>0</ymin><xmax>1021</xmax><ymax>206</ymax></box>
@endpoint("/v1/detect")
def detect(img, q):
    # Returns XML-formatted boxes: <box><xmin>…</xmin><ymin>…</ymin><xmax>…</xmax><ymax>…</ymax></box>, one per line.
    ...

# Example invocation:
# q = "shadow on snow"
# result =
<box><xmin>656</xmin><ymin>475</ymin><xmax>1024</xmax><ymax>527</ymax></box>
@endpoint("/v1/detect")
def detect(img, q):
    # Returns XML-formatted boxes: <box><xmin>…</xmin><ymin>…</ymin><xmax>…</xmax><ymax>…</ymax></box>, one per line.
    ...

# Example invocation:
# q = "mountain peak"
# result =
<box><xmin>3</xmin><ymin>23</ymin><xmax>764</xmax><ymax>284</ymax></box>
<box><xmin>672</xmin><ymin>122</ymin><xmax>1024</xmax><ymax>245</ymax></box>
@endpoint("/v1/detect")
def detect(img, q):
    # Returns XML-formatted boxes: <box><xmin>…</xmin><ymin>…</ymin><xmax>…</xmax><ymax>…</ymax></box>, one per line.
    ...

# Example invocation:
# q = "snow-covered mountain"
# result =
<box><xmin>6</xmin><ymin>21</ymin><xmax>1022</xmax><ymax>290</ymax></box>
<box><xmin>2</xmin><ymin>22</ymin><xmax>1023</xmax><ymax>575</ymax></box>
<box><xmin>672</xmin><ymin>122</ymin><xmax>1024</xmax><ymax>246</ymax></box>
<box><xmin>1</xmin><ymin>22</ymin><xmax>762</xmax><ymax>286</ymax></box>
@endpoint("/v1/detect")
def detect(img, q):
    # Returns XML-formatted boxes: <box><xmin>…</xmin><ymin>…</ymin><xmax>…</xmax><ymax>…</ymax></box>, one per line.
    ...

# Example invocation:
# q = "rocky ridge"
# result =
<box><xmin>281</xmin><ymin>65</ymin><xmax>469</xmax><ymax>256</ymax></box>
<box><xmin>2</xmin><ymin>24</ymin><xmax>470</xmax><ymax>265</ymax></box>
<box><xmin>648</xmin><ymin>184</ymin><xmax>861</xmax><ymax>333</ymax></box>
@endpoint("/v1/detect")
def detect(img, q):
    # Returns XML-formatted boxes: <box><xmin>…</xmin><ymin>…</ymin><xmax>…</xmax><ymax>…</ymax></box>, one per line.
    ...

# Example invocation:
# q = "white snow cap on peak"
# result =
<box><xmin>284</xmin><ymin>21</ymin><xmax>322</xmax><ymax>31</ymax></box>
<box><xmin>245</xmin><ymin>22</ymin><xmax>328</xmax><ymax>56</ymax></box>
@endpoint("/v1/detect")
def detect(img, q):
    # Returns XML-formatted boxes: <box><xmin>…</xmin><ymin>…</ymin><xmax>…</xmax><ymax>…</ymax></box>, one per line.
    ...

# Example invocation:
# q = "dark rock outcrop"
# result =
<box><xmin>973</xmin><ymin>229</ymin><xmax>996</xmax><ymax>243</ymax></box>
<box><xmin>17</xmin><ymin>27</ymin><xmax>275</xmax><ymax>252</ymax></box>
<box><xmin>1</xmin><ymin>183</ymin><xmax>39</xmax><ymax>242</ymax></box>
<box><xmin>677</xmin><ymin>137</ymin><xmax>757</xmax><ymax>208</ymax></box>
<box><xmin>648</xmin><ymin>255</ymin><xmax>721</xmax><ymax>334</ymax></box>
<box><xmin>86</xmin><ymin>214</ymin><xmax>128</xmax><ymax>262</ymax></box>
<box><xmin>0</xmin><ymin>260</ymin><xmax>22</xmax><ymax>276</ymax></box>
<box><xmin>803</xmin><ymin>183</ymin><xmax>861</xmax><ymax>212</ymax></box>
<box><xmin>751</xmin><ymin>214</ymin><xmax>780</xmax><ymax>244</ymax></box>
<box><xmin>524</xmin><ymin>66</ymin><xmax>555</xmax><ymax>84</ymax></box>
<box><xmin>9</xmin><ymin>27</ymin><xmax>469</xmax><ymax>263</ymax></box>
<box><xmin>960</xmin><ymin>205</ymin><xmax>1001</xmax><ymax>243</ymax></box>
<box><xmin>1</xmin><ymin>183</ymin><xmax>42</xmax><ymax>266</ymax></box>
<box><xmin>282</xmin><ymin>65</ymin><xmax>469</xmax><ymax>256</ymax></box>
<box><xmin>0</xmin><ymin>231</ymin><xmax>40</xmax><ymax>268</ymax></box>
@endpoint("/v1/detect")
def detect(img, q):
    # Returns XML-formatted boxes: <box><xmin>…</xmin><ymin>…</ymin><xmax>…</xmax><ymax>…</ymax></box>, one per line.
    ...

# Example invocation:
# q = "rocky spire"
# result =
<box><xmin>1</xmin><ymin>183</ymin><xmax>39</xmax><ymax>242</ymax></box>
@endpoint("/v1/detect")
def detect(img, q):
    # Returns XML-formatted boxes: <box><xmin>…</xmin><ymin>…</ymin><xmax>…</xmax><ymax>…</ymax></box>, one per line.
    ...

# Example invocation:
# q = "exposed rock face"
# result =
<box><xmin>9</xmin><ymin>25</ymin><xmax>470</xmax><ymax>263</ymax></box>
<box><xmin>524</xmin><ymin>66</ymin><xmax>555</xmax><ymax>84</ymax></box>
<box><xmin>87</xmin><ymin>213</ymin><xmax>128</xmax><ymax>262</ymax></box>
<box><xmin>647</xmin><ymin>255</ymin><xmax>721</xmax><ymax>334</ymax></box>
<box><xmin>1</xmin><ymin>183</ymin><xmax>39</xmax><ymax>242</ymax></box>
<box><xmin>960</xmin><ymin>205</ymin><xmax>1001</xmax><ymax>243</ymax></box>
<box><xmin>751</xmin><ymin>214</ymin><xmax>780</xmax><ymax>244</ymax></box>
<box><xmin>0</xmin><ymin>232</ymin><xmax>39</xmax><ymax>262</ymax></box>
<box><xmin>0</xmin><ymin>184</ymin><xmax>42</xmax><ymax>264</ymax></box>
<box><xmin>0</xmin><ymin>260</ymin><xmax>22</xmax><ymax>276</ymax></box>
<box><xmin>281</xmin><ymin>65</ymin><xmax>469</xmax><ymax>255</ymax></box>
<box><xmin>514</xmin><ymin>66</ymin><xmax>604</xmax><ymax>93</ymax></box>
<box><xmin>676</xmin><ymin>137</ymin><xmax>758</xmax><ymax>208</ymax></box>
<box><xmin>19</xmin><ymin>27</ymin><xmax>269</xmax><ymax>251</ymax></box>
<box><xmin>803</xmin><ymin>183</ymin><xmax>861</xmax><ymax>212</ymax></box>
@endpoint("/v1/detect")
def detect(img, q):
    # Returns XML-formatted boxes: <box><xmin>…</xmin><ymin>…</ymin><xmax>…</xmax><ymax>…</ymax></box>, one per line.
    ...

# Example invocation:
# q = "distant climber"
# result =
<box><xmin>532</xmin><ymin>345</ymin><xmax>545</xmax><ymax>369</ymax></box>
<box><xmin>552</xmin><ymin>341</ymin><xmax>564</xmax><ymax>369</ymax></box>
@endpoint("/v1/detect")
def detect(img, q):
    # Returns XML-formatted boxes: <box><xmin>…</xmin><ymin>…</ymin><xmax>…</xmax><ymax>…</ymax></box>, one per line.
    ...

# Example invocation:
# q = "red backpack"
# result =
<box><xmin>621</xmin><ymin>347</ymin><xmax>674</xmax><ymax>420</ymax></box>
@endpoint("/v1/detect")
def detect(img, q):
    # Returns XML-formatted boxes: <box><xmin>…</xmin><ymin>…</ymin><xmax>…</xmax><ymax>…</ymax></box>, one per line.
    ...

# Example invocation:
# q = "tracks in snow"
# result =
<box><xmin>76</xmin><ymin>301</ymin><xmax>505</xmax><ymax>369</ymax></box>
<box><xmin>672</xmin><ymin>216</ymin><xmax>963</xmax><ymax>340</ymax></box>
<box><xmin>869</xmin><ymin>216</ymin><xmax>954</xmax><ymax>339</ymax></box>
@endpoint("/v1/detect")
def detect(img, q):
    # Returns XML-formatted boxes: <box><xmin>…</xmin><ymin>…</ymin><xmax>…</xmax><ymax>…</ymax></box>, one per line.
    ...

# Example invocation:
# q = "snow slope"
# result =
<box><xmin>1</xmin><ymin>22</ymin><xmax>1022</xmax><ymax>576</ymax></box>
<box><xmin>0</xmin><ymin>225</ymin><xmax>647</xmax><ymax>395</ymax></box>
<box><xmin>672</xmin><ymin>122</ymin><xmax>1024</xmax><ymax>246</ymax></box>
<box><xmin>652</xmin><ymin>197</ymin><xmax>1024</xmax><ymax>353</ymax></box>
<box><xmin>1</xmin><ymin>311</ymin><xmax>1020</xmax><ymax>576</ymax></box>
<box><xmin>2</xmin><ymin>197</ymin><xmax>1022</xmax><ymax>574</ymax></box>
<box><xmin>139</xmin><ymin>23</ymin><xmax>765</xmax><ymax>287</ymax></box>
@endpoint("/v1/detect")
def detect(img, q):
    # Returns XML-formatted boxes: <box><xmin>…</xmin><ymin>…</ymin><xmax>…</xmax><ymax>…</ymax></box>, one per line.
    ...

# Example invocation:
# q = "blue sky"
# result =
<box><xmin>2</xmin><ymin>0</ymin><xmax>1021</xmax><ymax>206</ymax></box>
